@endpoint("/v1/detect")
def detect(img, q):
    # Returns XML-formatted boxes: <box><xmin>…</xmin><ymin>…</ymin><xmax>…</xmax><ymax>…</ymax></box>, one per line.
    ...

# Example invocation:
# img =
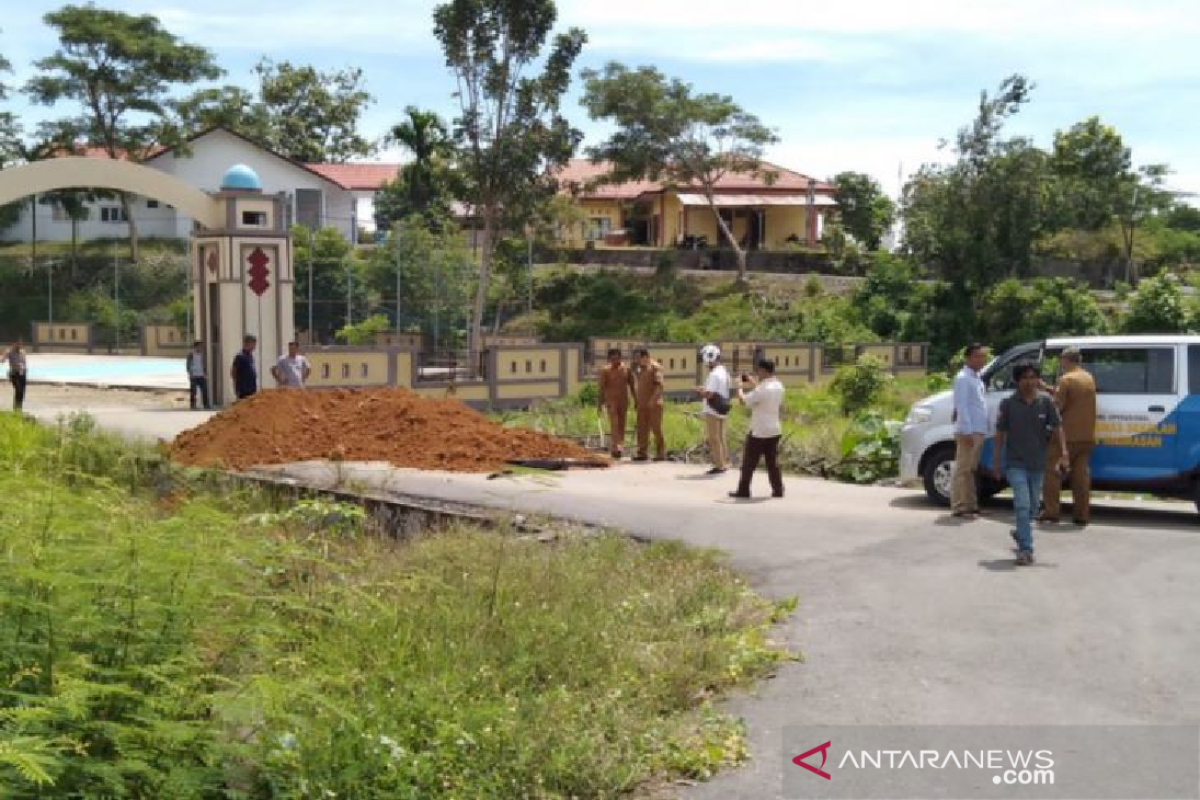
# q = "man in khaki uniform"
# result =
<box><xmin>597</xmin><ymin>348</ymin><xmax>636</xmax><ymax>458</ymax></box>
<box><xmin>633</xmin><ymin>347</ymin><xmax>666</xmax><ymax>461</ymax></box>
<box><xmin>1041</xmin><ymin>347</ymin><xmax>1098</xmax><ymax>526</ymax></box>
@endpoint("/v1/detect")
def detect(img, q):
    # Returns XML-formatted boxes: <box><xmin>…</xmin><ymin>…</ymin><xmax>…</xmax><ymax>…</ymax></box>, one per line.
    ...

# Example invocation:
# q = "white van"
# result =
<box><xmin>900</xmin><ymin>335</ymin><xmax>1200</xmax><ymax>511</ymax></box>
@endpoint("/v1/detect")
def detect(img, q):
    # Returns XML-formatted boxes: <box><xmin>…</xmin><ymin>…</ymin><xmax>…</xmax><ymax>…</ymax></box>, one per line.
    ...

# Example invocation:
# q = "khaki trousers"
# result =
<box><xmin>605</xmin><ymin>404</ymin><xmax>629</xmax><ymax>456</ymax></box>
<box><xmin>1043</xmin><ymin>440</ymin><xmax>1095</xmax><ymax>522</ymax></box>
<box><xmin>704</xmin><ymin>414</ymin><xmax>728</xmax><ymax>469</ymax></box>
<box><xmin>636</xmin><ymin>404</ymin><xmax>665</xmax><ymax>458</ymax></box>
<box><xmin>950</xmin><ymin>433</ymin><xmax>985</xmax><ymax>513</ymax></box>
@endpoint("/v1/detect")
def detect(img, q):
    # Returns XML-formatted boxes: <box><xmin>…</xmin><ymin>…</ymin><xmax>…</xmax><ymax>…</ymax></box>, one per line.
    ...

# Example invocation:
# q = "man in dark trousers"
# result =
<box><xmin>730</xmin><ymin>358</ymin><xmax>786</xmax><ymax>499</ymax></box>
<box><xmin>991</xmin><ymin>363</ymin><xmax>1068</xmax><ymax>566</ymax></box>
<box><xmin>1040</xmin><ymin>347</ymin><xmax>1097</xmax><ymax>526</ymax></box>
<box><xmin>186</xmin><ymin>341</ymin><xmax>211</xmax><ymax>410</ymax></box>
<box><xmin>2</xmin><ymin>340</ymin><xmax>27</xmax><ymax>411</ymax></box>
<box><xmin>231</xmin><ymin>335</ymin><xmax>258</xmax><ymax>400</ymax></box>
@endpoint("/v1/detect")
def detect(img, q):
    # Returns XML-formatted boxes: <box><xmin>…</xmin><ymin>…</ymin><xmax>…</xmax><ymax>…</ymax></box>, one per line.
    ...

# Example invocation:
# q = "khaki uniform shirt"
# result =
<box><xmin>635</xmin><ymin>360</ymin><xmax>664</xmax><ymax>408</ymax></box>
<box><xmin>1055</xmin><ymin>368</ymin><xmax>1097</xmax><ymax>443</ymax></box>
<box><xmin>598</xmin><ymin>362</ymin><xmax>634</xmax><ymax>408</ymax></box>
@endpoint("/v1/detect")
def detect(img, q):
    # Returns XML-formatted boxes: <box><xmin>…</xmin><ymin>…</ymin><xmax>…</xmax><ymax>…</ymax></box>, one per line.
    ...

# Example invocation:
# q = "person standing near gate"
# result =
<box><xmin>186</xmin><ymin>341</ymin><xmax>211</xmax><ymax>410</ymax></box>
<box><xmin>729</xmin><ymin>358</ymin><xmax>785</xmax><ymax>499</ymax></box>
<box><xmin>951</xmin><ymin>343</ymin><xmax>990</xmax><ymax>518</ymax></box>
<box><xmin>633</xmin><ymin>348</ymin><xmax>666</xmax><ymax>462</ymax></box>
<box><xmin>597</xmin><ymin>348</ymin><xmax>636</xmax><ymax>458</ymax></box>
<box><xmin>231</xmin><ymin>335</ymin><xmax>258</xmax><ymax>400</ymax></box>
<box><xmin>272</xmin><ymin>341</ymin><xmax>312</xmax><ymax>389</ymax></box>
<box><xmin>2</xmin><ymin>340</ymin><xmax>27</xmax><ymax>411</ymax></box>
<box><xmin>1040</xmin><ymin>347</ymin><xmax>1097</xmax><ymax>526</ymax></box>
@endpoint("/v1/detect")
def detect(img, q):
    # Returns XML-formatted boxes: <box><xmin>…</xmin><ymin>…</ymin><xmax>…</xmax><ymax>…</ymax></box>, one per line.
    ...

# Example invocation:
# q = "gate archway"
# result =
<box><xmin>0</xmin><ymin>157</ymin><xmax>294</xmax><ymax>406</ymax></box>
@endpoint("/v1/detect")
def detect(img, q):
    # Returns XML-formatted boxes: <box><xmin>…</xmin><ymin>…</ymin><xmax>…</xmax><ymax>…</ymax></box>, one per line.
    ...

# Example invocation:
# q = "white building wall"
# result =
<box><xmin>0</xmin><ymin>129</ymin><xmax>368</xmax><ymax>243</ymax></box>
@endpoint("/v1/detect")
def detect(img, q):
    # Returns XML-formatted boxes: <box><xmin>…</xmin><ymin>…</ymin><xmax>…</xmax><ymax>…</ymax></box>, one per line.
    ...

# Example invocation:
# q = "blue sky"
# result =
<box><xmin>4</xmin><ymin>0</ymin><xmax>1199</xmax><ymax>200</ymax></box>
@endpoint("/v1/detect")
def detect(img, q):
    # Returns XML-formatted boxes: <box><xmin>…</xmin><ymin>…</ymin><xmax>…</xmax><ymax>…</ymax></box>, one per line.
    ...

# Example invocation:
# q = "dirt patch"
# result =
<box><xmin>170</xmin><ymin>388</ymin><xmax>608</xmax><ymax>473</ymax></box>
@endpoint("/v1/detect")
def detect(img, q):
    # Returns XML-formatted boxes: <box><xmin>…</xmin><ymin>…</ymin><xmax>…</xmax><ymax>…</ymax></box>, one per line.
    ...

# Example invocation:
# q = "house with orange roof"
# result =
<box><xmin>0</xmin><ymin>127</ymin><xmax>400</xmax><ymax>245</ymax></box>
<box><xmin>554</xmin><ymin>159</ymin><xmax>837</xmax><ymax>250</ymax></box>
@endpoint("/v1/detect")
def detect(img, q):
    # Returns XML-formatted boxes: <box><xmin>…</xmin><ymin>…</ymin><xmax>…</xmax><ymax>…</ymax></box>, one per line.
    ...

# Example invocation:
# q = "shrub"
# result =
<box><xmin>1122</xmin><ymin>273</ymin><xmax>1190</xmax><ymax>333</ymax></box>
<box><xmin>829</xmin><ymin>354</ymin><xmax>893</xmax><ymax>415</ymax></box>
<box><xmin>336</xmin><ymin>313</ymin><xmax>391</xmax><ymax>344</ymax></box>
<box><xmin>832</xmin><ymin>412</ymin><xmax>903</xmax><ymax>484</ymax></box>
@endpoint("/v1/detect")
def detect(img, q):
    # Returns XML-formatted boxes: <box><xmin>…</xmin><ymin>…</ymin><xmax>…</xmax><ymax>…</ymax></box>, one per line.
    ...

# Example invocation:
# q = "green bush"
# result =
<box><xmin>832</xmin><ymin>412</ymin><xmax>903</xmax><ymax>484</ymax></box>
<box><xmin>336</xmin><ymin>313</ymin><xmax>391</xmax><ymax>344</ymax></box>
<box><xmin>1122</xmin><ymin>273</ymin><xmax>1190</xmax><ymax>333</ymax></box>
<box><xmin>0</xmin><ymin>412</ymin><xmax>792</xmax><ymax>798</ymax></box>
<box><xmin>830</xmin><ymin>354</ymin><xmax>894</xmax><ymax>415</ymax></box>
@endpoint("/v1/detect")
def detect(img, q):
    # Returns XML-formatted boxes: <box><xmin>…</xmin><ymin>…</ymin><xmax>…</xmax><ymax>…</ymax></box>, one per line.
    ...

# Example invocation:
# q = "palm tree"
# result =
<box><xmin>384</xmin><ymin>107</ymin><xmax>455</xmax><ymax>227</ymax></box>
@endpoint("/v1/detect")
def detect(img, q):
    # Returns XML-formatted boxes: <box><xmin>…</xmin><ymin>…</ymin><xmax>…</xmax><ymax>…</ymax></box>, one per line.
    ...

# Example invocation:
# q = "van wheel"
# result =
<box><xmin>922</xmin><ymin>445</ymin><xmax>955</xmax><ymax>506</ymax></box>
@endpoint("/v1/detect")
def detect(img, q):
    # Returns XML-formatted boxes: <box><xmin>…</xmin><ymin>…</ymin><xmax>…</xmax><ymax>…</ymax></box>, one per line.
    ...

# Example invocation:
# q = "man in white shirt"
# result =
<box><xmin>185</xmin><ymin>341</ymin><xmax>211</xmax><ymax>410</ymax></box>
<box><xmin>271</xmin><ymin>341</ymin><xmax>312</xmax><ymax>389</ymax></box>
<box><xmin>951</xmin><ymin>343</ymin><xmax>990</xmax><ymax>518</ymax></box>
<box><xmin>695</xmin><ymin>344</ymin><xmax>731</xmax><ymax>474</ymax></box>
<box><xmin>2</xmin><ymin>340</ymin><xmax>27</xmax><ymax>411</ymax></box>
<box><xmin>729</xmin><ymin>358</ymin><xmax>785</xmax><ymax>499</ymax></box>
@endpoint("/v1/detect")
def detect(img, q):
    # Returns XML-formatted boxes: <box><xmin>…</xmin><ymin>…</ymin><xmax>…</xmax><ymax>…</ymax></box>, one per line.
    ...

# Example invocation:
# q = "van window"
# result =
<box><xmin>1082</xmin><ymin>348</ymin><xmax>1174</xmax><ymax>394</ymax></box>
<box><xmin>984</xmin><ymin>345</ymin><xmax>1043</xmax><ymax>392</ymax></box>
<box><xmin>1189</xmin><ymin>346</ymin><xmax>1200</xmax><ymax>394</ymax></box>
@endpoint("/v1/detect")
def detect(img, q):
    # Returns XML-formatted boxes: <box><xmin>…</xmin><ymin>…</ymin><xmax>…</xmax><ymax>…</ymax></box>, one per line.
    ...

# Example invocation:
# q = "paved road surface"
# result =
<box><xmin>16</xmin><ymin>399</ymin><xmax>1200</xmax><ymax>799</ymax></box>
<box><xmin>258</xmin><ymin>459</ymin><xmax>1200</xmax><ymax>800</ymax></box>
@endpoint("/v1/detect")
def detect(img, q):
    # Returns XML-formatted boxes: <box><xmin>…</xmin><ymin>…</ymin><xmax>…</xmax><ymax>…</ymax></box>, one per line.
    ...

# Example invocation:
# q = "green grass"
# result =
<box><xmin>0</xmin><ymin>412</ymin><xmax>793</xmax><ymax>798</ymax></box>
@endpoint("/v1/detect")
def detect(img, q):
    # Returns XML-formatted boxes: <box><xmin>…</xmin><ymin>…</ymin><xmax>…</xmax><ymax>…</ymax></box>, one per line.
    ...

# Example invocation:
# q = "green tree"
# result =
<box><xmin>368</xmin><ymin>214</ymin><xmax>475</xmax><ymax>351</ymax></box>
<box><xmin>976</xmin><ymin>277</ymin><xmax>1108</xmax><ymax>352</ymax></box>
<box><xmin>292</xmin><ymin>225</ymin><xmax>369</xmax><ymax>343</ymax></box>
<box><xmin>25</xmin><ymin>4</ymin><xmax>222</xmax><ymax>261</ymax></box>
<box><xmin>1122</xmin><ymin>273</ymin><xmax>1189</xmax><ymax>333</ymax></box>
<box><xmin>433</xmin><ymin>0</ymin><xmax>586</xmax><ymax>359</ymax></box>
<box><xmin>832</xmin><ymin>171</ymin><xmax>896</xmax><ymax>250</ymax></box>
<box><xmin>0</xmin><ymin>45</ymin><xmax>26</xmax><ymax>230</ymax></box>
<box><xmin>177</xmin><ymin>59</ymin><xmax>374</xmax><ymax>162</ymax></box>
<box><xmin>902</xmin><ymin>75</ymin><xmax>1054</xmax><ymax>290</ymax></box>
<box><xmin>1049</xmin><ymin>116</ymin><xmax>1131</xmax><ymax>230</ymax></box>
<box><xmin>374</xmin><ymin>107</ymin><xmax>456</xmax><ymax>231</ymax></box>
<box><xmin>581</xmin><ymin>62</ymin><xmax>779</xmax><ymax>285</ymax></box>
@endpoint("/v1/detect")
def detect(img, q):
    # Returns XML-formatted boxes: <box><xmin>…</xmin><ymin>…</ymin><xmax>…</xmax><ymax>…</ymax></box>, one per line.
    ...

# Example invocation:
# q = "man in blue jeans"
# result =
<box><xmin>990</xmin><ymin>363</ymin><xmax>1069</xmax><ymax>566</ymax></box>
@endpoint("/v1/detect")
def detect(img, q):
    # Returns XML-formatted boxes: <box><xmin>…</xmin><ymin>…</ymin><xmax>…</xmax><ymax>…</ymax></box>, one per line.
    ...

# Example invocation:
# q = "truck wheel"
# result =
<box><xmin>921</xmin><ymin>444</ymin><xmax>955</xmax><ymax>506</ymax></box>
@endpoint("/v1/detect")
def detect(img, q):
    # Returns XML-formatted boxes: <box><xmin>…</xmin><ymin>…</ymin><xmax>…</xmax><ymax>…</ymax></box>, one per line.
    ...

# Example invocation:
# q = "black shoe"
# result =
<box><xmin>632</xmin><ymin>455</ymin><xmax>649</xmax><ymax>462</ymax></box>
<box><xmin>728</xmin><ymin>491</ymin><xmax>750</xmax><ymax>499</ymax></box>
<box><xmin>706</xmin><ymin>467</ymin><xmax>726</xmax><ymax>475</ymax></box>
<box><xmin>653</xmin><ymin>455</ymin><xmax>667</xmax><ymax>462</ymax></box>
<box><xmin>772</xmin><ymin>491</ymin><xmax>784</xmax><ymax>498</ymax></box>
<box><xmin>1014</xmin><ymin>551</ymin><xmax>1035</xmax><ymax>566</ymax></box>
<box><xmin>1073</xmin><ymin>518</ymin><xmax>1089</xmax><ymax>527</ymax></box>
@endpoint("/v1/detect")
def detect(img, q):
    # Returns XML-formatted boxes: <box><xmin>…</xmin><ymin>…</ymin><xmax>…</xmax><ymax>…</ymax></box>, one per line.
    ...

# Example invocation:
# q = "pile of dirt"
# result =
<box><xmin>170</xmin><ymin>388</ymin><xmax>608</xmax><ymax>473</ymax></box>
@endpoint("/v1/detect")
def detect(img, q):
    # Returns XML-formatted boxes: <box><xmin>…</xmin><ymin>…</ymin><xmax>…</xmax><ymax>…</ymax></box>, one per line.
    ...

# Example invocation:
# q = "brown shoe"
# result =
<box><xmin>1014</xmin><ymin>551</ymin><xmax>1035</xmax><ymax>567</ymax></box>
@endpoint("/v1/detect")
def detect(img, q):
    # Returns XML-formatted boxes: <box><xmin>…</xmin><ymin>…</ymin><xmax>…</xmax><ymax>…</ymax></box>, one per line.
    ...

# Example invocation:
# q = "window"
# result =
<box><xmin>100</xmin><ymin>206</ymin><xmax>127</xmax><ymax>223</ymax></box>
<box><xmin>539</xmin><ymin>359</ymin><xmax>547</xmax><ymax>374</ymax></box>
<box><xmin>147</xmin><ymin>199</ymin><xmax>159</xmax><ymax>209</ymax></box>
<box><xmin>322</xmin><ymin>364</ymin><xmax>331</xmax><ymax>379</ymax></box>
<box><xmin>341</xmin><ymin>364</ymin><xmax>351</xmax><ymax>379</ymax></box>
<box><xmin>242</xmin><ymin>210</ymin><xmax>267</xmax><ymax>226</ymax></box>
<box><xmin>361</xmin><ymin>363</ymin><xmax>369</xmax><ymax>379</ymax></box>
<box><xmin>585</xmin><ymin>216</ymin><xmax>612</xmax><ymax>241</ymax></box>
<box><xmin>1190</xmin><ymin>346</ymin><xmax>1200</xmax><ymax>395</ymax></box>
<box><xmin>1082</xmin><ymin>348</ymin><xmax>1174</xmax><ymax>394</ymax></box>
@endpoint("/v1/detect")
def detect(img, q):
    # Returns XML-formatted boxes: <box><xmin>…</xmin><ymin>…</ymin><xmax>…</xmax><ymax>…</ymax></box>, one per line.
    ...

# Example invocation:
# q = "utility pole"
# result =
<box><xmin>394</xmin><ymin>229</ymin><xmax>402</xmax><ymax>336</ymax></box>
<box><xmin>113</xmin><ymin>243</ymin><xmax>121</xmax><ymax>351</ymax></box>
<box><xmin>345</xmin><ymin>255</ymin><xmax>353</xmax><ymax>332</ymax></box>
<box><xmin>307</xmin><ymin>226</ymin><xmax>315</xmax><ymax>344</ymax></box>
<box><xmin>46</xmin><ymin>258</ymin><xmax>54</xmax><ymax>327</ymax></box>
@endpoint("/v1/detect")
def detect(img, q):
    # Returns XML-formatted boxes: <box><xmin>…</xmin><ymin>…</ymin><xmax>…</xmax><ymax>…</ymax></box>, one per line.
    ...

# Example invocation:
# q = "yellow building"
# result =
<box><xmin>555</xmin><ymin>160</ymin><xmax>838</xmax><ymax>250</ymax></box>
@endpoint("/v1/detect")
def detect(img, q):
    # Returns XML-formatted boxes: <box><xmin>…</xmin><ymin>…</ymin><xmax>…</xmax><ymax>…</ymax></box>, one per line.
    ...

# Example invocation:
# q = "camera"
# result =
<box><xmin>740</xmin><ymin>373</ymin><xmax>750</xmax><ymax>383</ymax></box>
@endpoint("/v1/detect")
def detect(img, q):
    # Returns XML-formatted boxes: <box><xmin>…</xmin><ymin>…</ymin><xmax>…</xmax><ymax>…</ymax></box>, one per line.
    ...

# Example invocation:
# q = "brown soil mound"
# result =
<box><xmin>170</xmin><ymin>388</ymin><xmax>608</xmax><ymax>473</ymax></box>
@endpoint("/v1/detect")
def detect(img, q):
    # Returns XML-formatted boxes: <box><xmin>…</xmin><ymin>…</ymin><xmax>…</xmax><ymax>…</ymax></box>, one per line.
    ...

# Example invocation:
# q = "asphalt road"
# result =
<box><xmin>259</xmin><ymin>460</ymin><xmax>1200</xmax><ymax>800</ymax></box>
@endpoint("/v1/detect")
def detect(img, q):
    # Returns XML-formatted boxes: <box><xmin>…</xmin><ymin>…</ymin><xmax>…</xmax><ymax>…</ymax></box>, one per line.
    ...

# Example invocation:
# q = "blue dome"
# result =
<box><xmin>220</xmin><ymin>163</ymin><xmax>262</xmax><ymax>191</ymax></box>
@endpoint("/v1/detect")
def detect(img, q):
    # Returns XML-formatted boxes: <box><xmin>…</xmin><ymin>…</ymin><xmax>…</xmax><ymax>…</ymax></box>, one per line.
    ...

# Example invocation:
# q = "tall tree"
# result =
<box><xmin>901</xmin><ymin>75</ymin><xmax>1054</xmax><ymax>290</ymax></box>
<box><xmin>25</xmin><ymin>5</ymin><xmax>222</xmax><ymax>261</ymax></box>
<box><xmin>1049</xmin><ymin>116</ymin><xmax>1132</xmax><ymax>231</ymax></box>
<box><xmin>831</xmin><ymin>171</ymin><xmax>896</xmax><ymax>251</ymax></box>
<box><xmin>375</xmin><ymin>106</ymin><xmax>456</xmax><ymax>230</ymax></box>
<box><xmin>581</xmin><ymin>62</ymin><xmax>779</xmax><ymax>285</ymax></box>
<box><xmin>433</xmin><ymin>0</ymin><xmax>586</xmax><ymax>360</ymax></box>
<box><xmin>0</xmin><ymin>44</ymin><xmax>26</xmax><ymax>231</ymax></box>
<box><xmin>176</xmin><ymin>60</ymin><xmax>374</xmax><ymax>162</ymax></box>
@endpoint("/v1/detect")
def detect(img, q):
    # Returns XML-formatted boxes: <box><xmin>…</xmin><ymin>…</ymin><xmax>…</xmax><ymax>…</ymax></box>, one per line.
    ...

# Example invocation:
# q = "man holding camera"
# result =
<box><xmin>729</xmin><ymin>358</ymin><xmax>785</xmax><ymax>499</ymax></box>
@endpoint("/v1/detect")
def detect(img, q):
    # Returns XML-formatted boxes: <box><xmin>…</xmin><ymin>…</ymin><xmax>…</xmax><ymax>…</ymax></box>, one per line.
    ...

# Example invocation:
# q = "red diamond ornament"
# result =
<box><xmin>206</xmin><ymin>249</ymin><xmax>218</xmax><ymax>275</ymax></box>
<box><xmin>247</xmin><ymin>248</ymin><xmax>271</xmax><ymax>297</ymax></box>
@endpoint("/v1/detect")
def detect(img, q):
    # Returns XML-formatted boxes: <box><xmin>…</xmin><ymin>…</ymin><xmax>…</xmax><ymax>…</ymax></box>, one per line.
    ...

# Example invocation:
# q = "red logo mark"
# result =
<box><xmin>206</xmin><ymin>250</ymin><xmax>218</xmax><ymax>275</ymax></box>
<box><xmin>793</xmin><ymin>741</ymin><xmax>832</xmax><ymax>780</ymax></box>
<box><xmin>247</xmin><ymin>248</ymin><xmax>271</xmax><ymax>297</ymax></box>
